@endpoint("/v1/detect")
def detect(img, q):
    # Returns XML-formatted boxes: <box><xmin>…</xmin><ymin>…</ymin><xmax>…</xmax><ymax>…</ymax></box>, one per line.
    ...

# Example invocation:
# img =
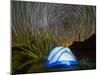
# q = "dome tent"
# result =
<box><xmin>46</xmin><ymin>47</ymin><xmax>78</xmax><ymax>68</ymax></box>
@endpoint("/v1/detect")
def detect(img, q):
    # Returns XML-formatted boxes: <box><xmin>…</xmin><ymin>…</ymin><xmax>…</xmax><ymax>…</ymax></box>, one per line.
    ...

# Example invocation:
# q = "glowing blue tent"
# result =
<box><xmin>46</xmin><ymin>47</ymin><xmax>78</xmax><ymax>68</ymax></box>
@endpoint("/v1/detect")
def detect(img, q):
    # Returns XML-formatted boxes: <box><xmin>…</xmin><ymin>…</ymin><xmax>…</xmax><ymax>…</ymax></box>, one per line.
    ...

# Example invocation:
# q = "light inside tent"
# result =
<box><xmin>46</xmin><ymin>47</ymin><xmax>78</xmax><ymax>68</ymax></box>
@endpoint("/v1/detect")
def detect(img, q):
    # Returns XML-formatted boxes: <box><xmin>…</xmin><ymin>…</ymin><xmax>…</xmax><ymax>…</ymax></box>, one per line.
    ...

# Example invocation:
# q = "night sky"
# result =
<box><xmin>12</xmin><ymin>1</ymin><xmax>96</xmax><ymax>46</ymax></box>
